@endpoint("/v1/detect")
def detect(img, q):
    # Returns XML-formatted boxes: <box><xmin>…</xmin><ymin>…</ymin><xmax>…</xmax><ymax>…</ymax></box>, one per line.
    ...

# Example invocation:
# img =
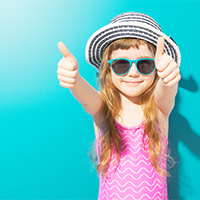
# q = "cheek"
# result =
<box><xmin>143</xmin><ymin>71</ymin><xmax>156</xmax><ymax>86</ymax></box>
<box><xmin>110</xmin><ymin>71</ymin><xmax>122</xmax><ymax>87</ymax></box>
<box><xmin>111</xmin><ymin>71</ymin><xmax>121</xmax><ymax>83</ymax></box>
<box><xmin>149</xmin><ymin>71</ymin><xmax>157</xmax><ymax>85</ymax></box>
<box><xmin>111</xmin><ymin>72</ymin><xmax>117</xmax><ymax>85</ymax></box>
<box><xmin>110</xmin><ymin>69</ymin><xmax>116</xmax><ymax>82</ymax></box>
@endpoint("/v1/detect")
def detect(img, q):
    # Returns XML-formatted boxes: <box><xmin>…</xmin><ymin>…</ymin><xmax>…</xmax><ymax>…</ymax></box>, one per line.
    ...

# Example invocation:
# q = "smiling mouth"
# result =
<box><xmin>123</xmin><ymin>80</ymin><xmax>143</xmax><ymax>84</ymax></box>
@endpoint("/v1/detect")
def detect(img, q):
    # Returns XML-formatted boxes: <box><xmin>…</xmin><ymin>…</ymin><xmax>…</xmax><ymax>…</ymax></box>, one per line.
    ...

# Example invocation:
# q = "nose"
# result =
<box><xmin>127</xmin><ymin>63</ymin><xmax>139</xmax><ymax>77</ymax></box>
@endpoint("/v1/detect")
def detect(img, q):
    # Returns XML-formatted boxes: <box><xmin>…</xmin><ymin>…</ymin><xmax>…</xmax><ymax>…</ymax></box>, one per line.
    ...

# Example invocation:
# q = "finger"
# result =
<box><xmin>57</xmin><ymin>75</ymin><xmax>76</xmax><ymax>85</ymax></box>
<box><xmin>156</xmin><ymin>53</ymin><xmax>171</xmax><ymax>72</ymax></box>
<box><xmin>155</xmin><ymin>37</ymin><xmax>165</xmax><ymax>61</ymax></box>
<box><xmin>163</xmin><ymin>74</ymin><xmax>181</xmax><ymax>87</ymax></box>
<box><xmin>57</xmin><ymin>42</ymin><xmax>74</xmax><ymax>58</ymax></box>
<box><xmin>58</xmin><ymin>57</ymin><xmax>77</xmax><ymax>71</ymax></box>
<box><xmin>57</xmin><ymin>67</ymin><xmax>78</xmax><ymax>78</ymax></box>
<box><xmin>162</xmin><ymin>67</ymin><xmax>180</xmax><ymax>83</ymax></box>
<box><xmin>157</xmin><ymin>57</ymin><xmax>175</xmax><ymax>76</ymax></box>
<box><xmin>59</xmin><ymin>81</ymin><xmax>75</xmax><ymax>88</ymax></box>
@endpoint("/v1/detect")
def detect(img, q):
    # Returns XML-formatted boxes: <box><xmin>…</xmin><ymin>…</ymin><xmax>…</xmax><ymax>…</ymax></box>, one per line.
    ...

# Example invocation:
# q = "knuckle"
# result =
<box><xmin>162</xmin><ymin>78</ymin><xmax>166</xmax><ymax>83</ymax></box>
<box><xmin>162</xmin><ymin>78</ymin><xmax>168</xmax><ymax>84</ymax></box>
<box><xmin>57</xmin><ymin>68</ymin><xmax>64</xmax><ymax>76</ymax></box>
<box><xmin>68</xmin><ymin>64</ymin><xmax>75</xmax><ymax>71</ymax></box>
<box><xmin>60</xmin><ymin>82</ymin><xmax>66</xmax><ymax>87</ymax></box>
<box><xmin>156</xmin><ymin>64</ymin><xmax>161</xmax><ymax>71</ymax></box>
<box><xmin>69</xmin><ymin>77</ymin><xmax>76</xmax><ymax>84</ymax></box>
<box><xmin>173</xmin><ymin>68</ymin><xmax>180</xmax><ymax>77</ymax></box>
<box><xmin>57</xmin><ymin>74</ymin><xmax>62</xmax><ymax>81</ymax></box>
<box><xmin>177</xmin><ymin>74</ymin><xmax>181</xmax><ymax>81</ymax></box>
<box><xmin>57</xmin><ymin>68</ymin><xmax>61</xmax><ymax>74</ymax></box>
<box><xmin>158</xmin><ymin>71</ymin><xmax>164</xmax><ymax>79</ymax></box>
<box><xmin>167</xmin><ymin>82</ymin><xmax>172</xmax><ymax>87</ymax></box>
<box><xmin>72</xmin><ymin>70</ymin><xmax>78</xmax><ymax>78</ymax></box>
<box><xmin>164</xmin><ymin>79</ymin><xmax>173</xmax><ymax>86</ymax></box>
<box><xmin>72</xmin><ymin>64</ymin><xmax>77</xmax><ymax>71</ymax></box>
<box><xmin>58</xmin><ymin>58</ymin><xmax>65</xmax><ymax>66</ymax></box>
<box><xmin>176</xmin><ymin>67</ymin><xmax>180</xmax><ymax>74</ymax></box>
<box><xmin>60</xmin><ymin>81</ymin><xmax>73</xmax><ymax>88</ymax></box>
<box><xmin>71</xmin><ymin>80</ymin><xmax>76</xmax><ymax>85</ymax></box>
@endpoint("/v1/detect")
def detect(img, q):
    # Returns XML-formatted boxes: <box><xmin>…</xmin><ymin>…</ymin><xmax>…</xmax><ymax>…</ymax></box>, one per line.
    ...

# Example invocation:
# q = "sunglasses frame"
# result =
<box><xmin>108</xmin><ymin>58</ymin><xmax>156</xmax><ymax>76</ymax></box>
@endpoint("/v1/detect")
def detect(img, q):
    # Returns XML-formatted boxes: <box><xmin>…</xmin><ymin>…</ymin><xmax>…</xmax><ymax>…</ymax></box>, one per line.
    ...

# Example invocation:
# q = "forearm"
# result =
<box><xmin>155</xmin><ymin>79</ymin><xmax>178</xmax><ymax>114</ymax></box>
<box><xmin>70</xmin><ymin>74</ymin><xmax>102</xmax><ymax>115</ymax></box>
<box><xmin>155</xmin><ymin>79</ymin><xmax>178</xmax><ymax>102</ymax></box>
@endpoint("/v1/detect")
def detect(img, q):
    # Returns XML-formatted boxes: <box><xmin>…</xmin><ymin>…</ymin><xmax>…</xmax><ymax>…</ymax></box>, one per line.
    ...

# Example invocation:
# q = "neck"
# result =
<box><xmin>120</xmin><ymin>93</ymin><xmax>141</xmax><ymax>108</ymax></box>
<box><xmin>117</xmin><ymin>93</ymin><xmax>144</xmax><ymax>126</ymax></box>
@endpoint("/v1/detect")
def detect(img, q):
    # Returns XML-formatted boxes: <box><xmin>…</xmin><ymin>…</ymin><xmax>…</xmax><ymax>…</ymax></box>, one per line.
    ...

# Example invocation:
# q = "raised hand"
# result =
<box><xmin>155</xmin><ymin>37</ymin><xmax>181</xmax><ymax>87</ymax></box>
<box><xmin>57</xmin><ymin>42</ymin><xmax>79</xmax><ymax>88</ymax></box>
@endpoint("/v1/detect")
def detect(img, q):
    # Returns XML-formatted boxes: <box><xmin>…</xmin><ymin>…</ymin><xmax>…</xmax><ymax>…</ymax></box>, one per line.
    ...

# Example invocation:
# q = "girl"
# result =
<box><xmin>57</xmin><ymin>12</ymin><xmax>181</xmax><ymax>200</ymax></box>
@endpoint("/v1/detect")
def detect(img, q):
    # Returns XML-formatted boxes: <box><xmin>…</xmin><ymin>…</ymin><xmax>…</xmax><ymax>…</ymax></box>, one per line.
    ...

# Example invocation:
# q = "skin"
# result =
<box><xmin>110</xmin><ymin>46</ymin><xmax>156</xmax><ymax>103</ymax></box>
<box><xmin>57</xmin><ymin>37</ymin><xmax>181</xmax><ymax>138</ymax></box>
<box><xmin>109</xmin><ymin>45</ymin><xmax>156</xmax><ymax>128</ymax></box>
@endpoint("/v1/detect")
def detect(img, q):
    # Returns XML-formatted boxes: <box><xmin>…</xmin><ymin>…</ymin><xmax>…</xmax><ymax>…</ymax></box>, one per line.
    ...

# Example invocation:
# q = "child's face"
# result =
<box><xmin>110</xmin><ymin>44</ymin><xmax>156</xmax><ymax>102</ymax></box>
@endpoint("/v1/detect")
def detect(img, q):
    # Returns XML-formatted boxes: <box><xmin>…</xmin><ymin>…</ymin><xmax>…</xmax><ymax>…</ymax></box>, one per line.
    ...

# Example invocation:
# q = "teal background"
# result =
<box><xmin>0</xmin><ymin>0</ymin><xmax>200</xmax><ymax>199</ymax></box>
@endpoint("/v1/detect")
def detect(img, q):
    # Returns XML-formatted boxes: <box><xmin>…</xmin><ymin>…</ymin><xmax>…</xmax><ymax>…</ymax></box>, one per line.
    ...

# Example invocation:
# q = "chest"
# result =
<box><xmin>117</xmin><ymin>106</ymin><xmax>144</xmax><ymax>127</ymax></box>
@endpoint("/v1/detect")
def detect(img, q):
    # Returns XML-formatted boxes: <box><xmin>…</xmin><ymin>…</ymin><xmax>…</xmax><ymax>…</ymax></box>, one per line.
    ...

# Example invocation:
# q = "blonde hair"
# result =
<box><xmin>89</xmin><ymin>38</ymin><xmax>172</xmax><ymax>180</ymax></box>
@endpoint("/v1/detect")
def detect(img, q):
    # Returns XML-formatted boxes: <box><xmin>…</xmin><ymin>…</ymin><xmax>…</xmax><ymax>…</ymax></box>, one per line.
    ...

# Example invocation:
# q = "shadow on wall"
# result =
<box><xmin>167</xmin><ymin>76</ymin><xmax>200</xmax><ymax>199</ymax></box>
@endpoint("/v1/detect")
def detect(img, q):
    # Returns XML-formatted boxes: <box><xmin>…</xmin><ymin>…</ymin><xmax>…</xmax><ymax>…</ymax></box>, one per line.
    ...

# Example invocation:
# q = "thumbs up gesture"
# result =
<box><xmin>57</xmin><ymin>42</ymin><xmax>79</xmax><ymax>88</ymax></box>
<box><xmin>155</xmin><ymin>37</ymin><xmax>181</xmax><ymax>86</ymax></box>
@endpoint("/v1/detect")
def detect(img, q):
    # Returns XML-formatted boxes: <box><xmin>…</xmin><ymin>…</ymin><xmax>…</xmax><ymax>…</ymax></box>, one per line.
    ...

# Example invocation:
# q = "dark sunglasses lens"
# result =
<box><xmin>137</xmin><ymin>60</ymin><xmax>155</xmax><ymax>74</ymax></box>
<box><xmin>112</xmin><ymin>60</ymin><xmax>130</xmax><ymax>74</ymax></box>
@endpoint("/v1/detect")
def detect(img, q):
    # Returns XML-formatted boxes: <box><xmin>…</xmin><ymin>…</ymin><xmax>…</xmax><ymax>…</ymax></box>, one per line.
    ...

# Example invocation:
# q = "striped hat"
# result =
<box><xmin>85</xmin><ymin>12</ymin><xmax>181</xmax><ymax>70</ymax></box>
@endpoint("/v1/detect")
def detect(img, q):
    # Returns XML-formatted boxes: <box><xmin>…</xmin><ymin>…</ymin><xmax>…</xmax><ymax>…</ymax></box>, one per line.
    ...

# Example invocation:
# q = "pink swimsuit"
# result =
<box><xmin>96</xmin><ymin>122</ymin><xmax>168</xmax><ymax>200</ymax></box>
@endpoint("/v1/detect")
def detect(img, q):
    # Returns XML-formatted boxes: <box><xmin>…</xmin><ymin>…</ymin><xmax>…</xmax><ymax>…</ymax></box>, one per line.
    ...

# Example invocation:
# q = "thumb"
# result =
<box><xmin>57</xmin><ymin>42</ymin><xmax>74</xmax><ymax>59</ymax></box>
<box><xmin>155</xmin><ymin>37</ymin><xmax>165</xmax><ymax>62</ymax></box>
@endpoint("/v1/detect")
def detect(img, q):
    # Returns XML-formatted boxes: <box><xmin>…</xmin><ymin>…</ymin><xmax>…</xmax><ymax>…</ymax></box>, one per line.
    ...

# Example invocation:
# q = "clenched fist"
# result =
<box><xmin>57</xmin><ymin>42</ymin><xmax>79</xmax><ymax>88</ymax></box>
<box><xmin>155</xmin><ymin>37</ymin><xmax>181</xmax><ymax>87</ymax></box>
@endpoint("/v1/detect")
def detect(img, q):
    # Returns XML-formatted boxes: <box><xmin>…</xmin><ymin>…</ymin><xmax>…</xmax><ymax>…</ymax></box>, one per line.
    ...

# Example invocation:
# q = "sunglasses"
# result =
<box><xmin>108</xmin><ymin>58</ymin><xmax>156</xmax><ymax>75</ymax></box>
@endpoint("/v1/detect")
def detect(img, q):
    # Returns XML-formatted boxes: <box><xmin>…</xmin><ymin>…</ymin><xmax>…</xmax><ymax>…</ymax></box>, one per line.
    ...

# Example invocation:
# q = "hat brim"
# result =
<box><xmin>85</xmin><ymin>22</ymin><xmax>181</xmax><ymax>70</ymax></box>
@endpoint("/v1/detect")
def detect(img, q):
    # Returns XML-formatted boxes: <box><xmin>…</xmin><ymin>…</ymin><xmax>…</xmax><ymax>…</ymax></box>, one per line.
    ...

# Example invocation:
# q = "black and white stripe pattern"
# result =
<box><xmin>85</xmin><ymin>12</ymin><xmax>181</xmax><ymax>70</ymax></box>
<box><xmin>109</xmin><ymin>12</ymin><xmax>162</xmax><ymax>32</ymax></box>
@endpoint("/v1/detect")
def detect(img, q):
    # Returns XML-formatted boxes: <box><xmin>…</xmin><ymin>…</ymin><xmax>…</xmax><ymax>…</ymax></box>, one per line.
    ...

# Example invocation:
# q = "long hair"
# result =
<box><xmin>89</xmin><ymin>38</ymin><xmax>172</xmax><ymax>180</ymax></box>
